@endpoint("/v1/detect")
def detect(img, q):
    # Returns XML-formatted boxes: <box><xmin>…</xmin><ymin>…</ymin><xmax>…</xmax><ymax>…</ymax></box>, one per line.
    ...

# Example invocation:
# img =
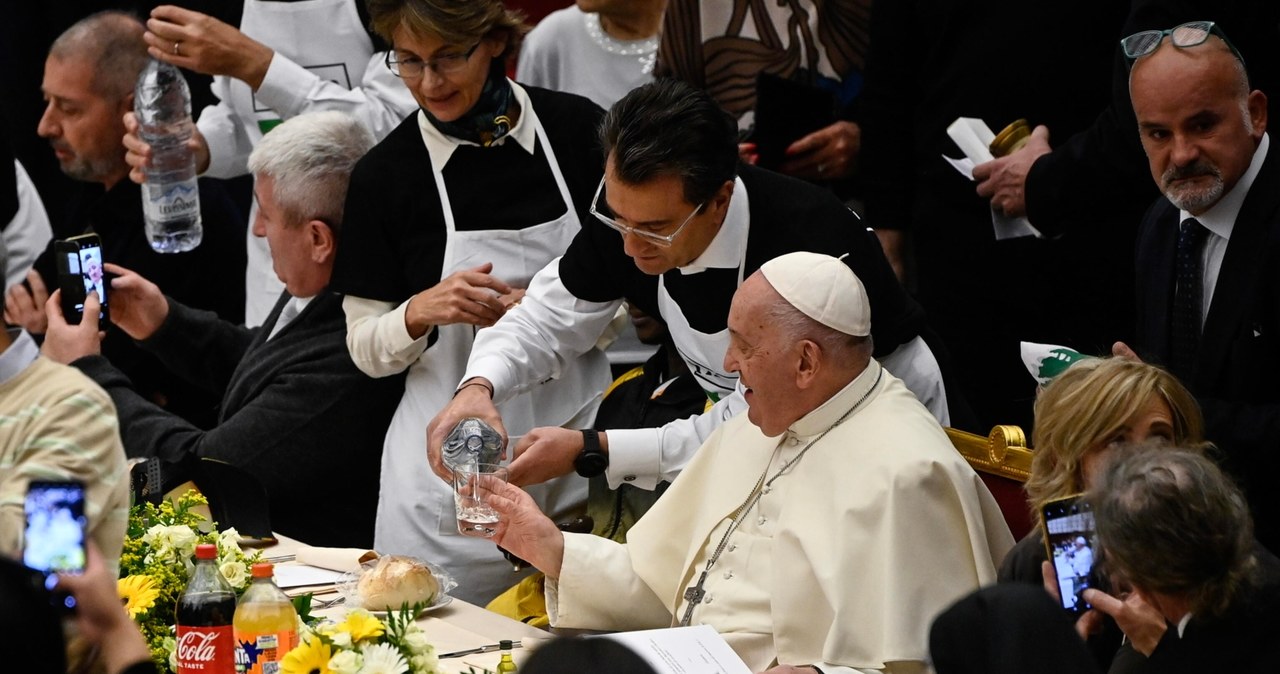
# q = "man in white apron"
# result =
<box><xmin>133</xmin><ymin>1</ymin><xmax>418</xmax><ymax>326</ymax></box>
<box><xmin>429</xmin><ymin>79</ymin><xmax>952</xmax><ymax>495</ymax></box>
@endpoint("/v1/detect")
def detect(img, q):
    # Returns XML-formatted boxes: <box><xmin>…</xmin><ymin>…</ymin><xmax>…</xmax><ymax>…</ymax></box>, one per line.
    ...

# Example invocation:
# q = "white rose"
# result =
<box><xmin>330</xmin><ymin>631</ymin><xmax>353</xmax><ymax>649</ymax></box>
<box><xmin>220</xmin><ymin>561</ymin><xmax>248</xmax><ymax>588</ymax></box>
<box><xmin>409</xmin><ymin>652</ymin><xmax>438</xmax><ymax>674</ymax></box>
<box><xmin>166</xmin><ymin>525</ymin><xmax>198</xmax><ymax>556</ymax></box>
<box><xmin>143</xmin><ymin>524</ymin><xmax>173</xmax><ymax>556</ymax></box>
<box><xmin>218</xmin><ymin>528</ymin><xmax>244</xmax><ymax>554</ymax></box>
<box><xmin>329</xmin><ymin>650</ymin><xmax>362</xmax><ymax>674</ymax></box>
<box><xmin>164</xmin><ymin>637</ymin><xmax>178</xmax><ymax>671</ymax></box>
<box><xmin>403</xmin><ymin>631</ymin><xmax>432</xmax><ymax>655</ymax></box>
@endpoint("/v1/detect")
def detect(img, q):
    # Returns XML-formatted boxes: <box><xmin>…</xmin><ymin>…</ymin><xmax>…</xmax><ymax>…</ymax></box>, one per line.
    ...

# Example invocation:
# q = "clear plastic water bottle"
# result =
<box><xmin>135</xmin><ymin>58</ymin><xmax>202</xmax><ymax>253</ymax></box>
<box><xmin>443</xmin><ymin>417</ymin><xmax>503</xmax><ymax>470</ymax></box>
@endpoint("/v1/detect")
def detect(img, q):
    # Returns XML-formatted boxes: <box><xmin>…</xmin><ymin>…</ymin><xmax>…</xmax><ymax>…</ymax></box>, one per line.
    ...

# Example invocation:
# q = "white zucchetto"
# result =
<box><xmin>759</xmin><ymin>251</ymin><xmax>870</xmax><ymax>337</ymax></box>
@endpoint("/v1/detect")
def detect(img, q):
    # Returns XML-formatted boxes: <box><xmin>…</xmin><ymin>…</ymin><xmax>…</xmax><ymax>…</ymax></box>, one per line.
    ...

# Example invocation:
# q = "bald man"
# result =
<box><xmin>488</xmin><ymin>253</ymin><xmax>1012</xmax><ymax>674</ymax></box>
<box><xmin>1116</xmin><ymin>24</ymin><xmax>1280</xmax><ymax>553</ymax></box>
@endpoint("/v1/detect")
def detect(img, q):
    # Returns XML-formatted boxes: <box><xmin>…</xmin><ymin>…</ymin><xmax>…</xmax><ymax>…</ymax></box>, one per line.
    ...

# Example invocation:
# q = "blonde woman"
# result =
<box><xmin>998</xmin><ymin>357</ymin><xmax>1206</xmax><ymax>583</ymax></box>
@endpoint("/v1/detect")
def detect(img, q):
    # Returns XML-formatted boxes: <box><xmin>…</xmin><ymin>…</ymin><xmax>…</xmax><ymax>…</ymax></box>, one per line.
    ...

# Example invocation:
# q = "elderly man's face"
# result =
<box><xmin>724</xmin><ymin>274</ymin><xmax>805</xmax><ymax>437</ymax></box>
<box><xmin>1130</xmin><ymin>42</ymin><xmax>1267</xmax><ymax>215</ymax></box>
<box><xmin>85</xmin><ymin>257</ymin><xmax>103</xmax><ymax>283</ymax></box>
<box><xmin>600</xmin><ymin>156</ymin><xmax>733</xmax><ymax>276</ymax></box>
<box><xmin>37</xmin><ymin>55</ymin><xmax>130</xmax><ymax>187</ymax></box>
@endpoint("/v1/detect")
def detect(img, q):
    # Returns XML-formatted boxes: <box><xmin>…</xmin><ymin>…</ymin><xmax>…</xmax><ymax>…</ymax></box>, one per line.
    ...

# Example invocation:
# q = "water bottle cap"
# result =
<box><xmin>251</xmin><ymin>562</ymin><xmax>275</xmax><ymax>578</ymax></box>
<box><xmin>195</xmin><ymin>543</ymin><xmax>218</xmax><ymax>560</ymax></box>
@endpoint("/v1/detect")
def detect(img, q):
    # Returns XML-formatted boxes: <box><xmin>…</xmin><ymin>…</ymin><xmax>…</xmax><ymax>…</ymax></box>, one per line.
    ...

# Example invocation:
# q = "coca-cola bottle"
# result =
<box><xmin>176</xmin><ymin>543</ymin><xmax>237</xmax><ymax>674</ymax></box>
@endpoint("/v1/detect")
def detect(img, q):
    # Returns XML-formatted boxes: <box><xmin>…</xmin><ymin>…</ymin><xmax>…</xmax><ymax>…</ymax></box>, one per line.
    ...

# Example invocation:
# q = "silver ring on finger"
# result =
<box><xmin>173</xmin><ymin>41</ymin><xmax>181</xmax><ymax>56</ymax></box>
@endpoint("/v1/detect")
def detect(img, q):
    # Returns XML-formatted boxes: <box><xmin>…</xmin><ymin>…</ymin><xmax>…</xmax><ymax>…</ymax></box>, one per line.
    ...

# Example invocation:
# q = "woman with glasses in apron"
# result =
<box><xmin>330</xmin><ymin>0</ymin><xmax>611</xmax><ymax>605</ymax></box>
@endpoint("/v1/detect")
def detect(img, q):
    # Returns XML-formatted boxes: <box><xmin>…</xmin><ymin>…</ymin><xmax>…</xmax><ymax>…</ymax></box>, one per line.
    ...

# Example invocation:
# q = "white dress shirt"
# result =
<box><xmin>1179</xmin><ymin>133</ymin><xmax>1269</xmax><ymax>329</ymax></box>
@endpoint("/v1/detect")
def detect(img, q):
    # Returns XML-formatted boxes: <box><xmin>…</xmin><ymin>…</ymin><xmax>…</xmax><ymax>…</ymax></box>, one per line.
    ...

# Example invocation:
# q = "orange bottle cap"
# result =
<box><xmin>250</xmin><ymin>562</ymin><xmax>274</xmax><ymax>578</ymax></box>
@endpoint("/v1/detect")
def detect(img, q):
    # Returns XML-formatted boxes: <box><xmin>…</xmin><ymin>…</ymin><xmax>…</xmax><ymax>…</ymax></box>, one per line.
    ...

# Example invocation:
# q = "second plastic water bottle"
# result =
<box><xmin>135</xmin><ymin>58</ymin><xmax>203</xmax><ymax>253</ymax></box>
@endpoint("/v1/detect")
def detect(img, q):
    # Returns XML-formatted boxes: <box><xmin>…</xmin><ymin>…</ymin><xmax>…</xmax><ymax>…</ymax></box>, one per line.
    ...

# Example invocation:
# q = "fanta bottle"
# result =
<box><xmin>232</xmin><ymin>563</ymin><xmax>298</xmax><ymax>674</ymax></box>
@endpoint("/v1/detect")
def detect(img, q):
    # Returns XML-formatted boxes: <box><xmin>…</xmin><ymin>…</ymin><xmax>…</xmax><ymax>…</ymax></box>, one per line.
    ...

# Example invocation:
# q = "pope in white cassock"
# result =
<box><xmin>488</xmin><ymin>252</ymin><xmax>1015</xmax><ymax>674</ymax></box>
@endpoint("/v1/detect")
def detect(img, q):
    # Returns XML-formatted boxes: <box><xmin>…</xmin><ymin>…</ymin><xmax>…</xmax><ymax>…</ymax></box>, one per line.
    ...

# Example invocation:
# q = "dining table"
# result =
<box><xmin>261</xmin><ymin>533</ymin><xmax>550</xmax><ymax>674</ymax></box>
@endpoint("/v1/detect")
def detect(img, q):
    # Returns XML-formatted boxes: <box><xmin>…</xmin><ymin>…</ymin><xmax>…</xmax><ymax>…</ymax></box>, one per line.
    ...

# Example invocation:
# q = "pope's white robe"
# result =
<box><xmin>548</xmin><ymin>361</ymin><xmax>1015</xmax><ymax>671</ymax></box>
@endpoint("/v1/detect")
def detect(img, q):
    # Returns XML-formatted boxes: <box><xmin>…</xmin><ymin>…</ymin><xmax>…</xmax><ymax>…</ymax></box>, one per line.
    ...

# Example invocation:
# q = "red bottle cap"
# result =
<box><xmin>251</xmin><ymin>562</ymin><xmax>274</xmax><ymax>578</ymax></box>
<box><xmin>195</xmin><ymin>543</ymin><xmax>218</xmax><ymax>560</ymax></box>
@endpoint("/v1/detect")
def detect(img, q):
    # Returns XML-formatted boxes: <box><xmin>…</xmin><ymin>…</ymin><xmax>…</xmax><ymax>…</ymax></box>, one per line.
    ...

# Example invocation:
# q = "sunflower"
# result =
<box><xmin>117</xmin><ymin>575</ymin><xmax>160</xmax><ymax>618</ymax></box>
<box><xmin>334</xmin><ymin>610</ymin><xmax>386</xmax><ymax>643</ymax></box>
<box><xmin>282</xmin><ymin>636</ymin><xmax>333</xmax><ymax>674</ymax></box>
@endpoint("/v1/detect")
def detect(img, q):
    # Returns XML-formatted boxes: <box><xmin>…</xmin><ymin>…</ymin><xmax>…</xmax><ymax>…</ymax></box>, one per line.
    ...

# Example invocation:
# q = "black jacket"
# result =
<box><xmin>75</xmin><ymin>289</ymin><xmax>404</xmax><ymax>547</ymax></box>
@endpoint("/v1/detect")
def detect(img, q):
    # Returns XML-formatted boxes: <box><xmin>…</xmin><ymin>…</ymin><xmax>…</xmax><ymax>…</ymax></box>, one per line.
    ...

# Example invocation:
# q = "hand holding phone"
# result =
<box><xmin>23</xmin><ymin>480</ymin><xmax>87</xmax><ymax>611</ymax></box>
<box><xmin>54</xmin><ymin>234</ymin><xmax>109</xmax><ymax>325</ymax></box>
<box><xmin>40</xmin><ymin>288</ymin><xmax>105</xmax><ymax>365</ymax></box>
<box><xmin>1041</xmin><ymin>495</ymin><xmax>1098</xmax><ymax>616</ymax></box>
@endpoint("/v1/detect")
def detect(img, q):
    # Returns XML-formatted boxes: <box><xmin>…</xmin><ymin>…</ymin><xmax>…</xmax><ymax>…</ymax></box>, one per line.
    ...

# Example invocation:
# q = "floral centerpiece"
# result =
<box><xmin>118</xmin><ymin>491</ymin><xmax>261</xmax><ymax>672</ymax></box>
<box><xmin>283</xmin><ymin>607</ymin><xmax>441</xmax><ymax>674</ymax></box>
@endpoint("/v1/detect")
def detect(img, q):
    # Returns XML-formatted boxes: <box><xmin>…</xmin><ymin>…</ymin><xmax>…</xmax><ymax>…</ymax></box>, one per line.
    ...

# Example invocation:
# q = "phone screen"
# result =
<box><xmin>23</xmin><ymin>481</ymin><xmax>88</xmax><ymax>589</ymax></box>
<box><xmin>1041</xmin><ymin>496</ymin><xmax>1097</xmax><ymax>614</ymax></box>
<box><xmin>54</xmin><ymin>235</ymin><xmax>108</xmax><ymax>323</ymax></box>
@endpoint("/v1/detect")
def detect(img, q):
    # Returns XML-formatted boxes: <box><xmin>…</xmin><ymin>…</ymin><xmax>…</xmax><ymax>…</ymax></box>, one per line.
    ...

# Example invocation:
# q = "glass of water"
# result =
<box><xmin>452</xmin><ymin>463</ymin><xmax>508</xmax><ymax>537</ymax></box>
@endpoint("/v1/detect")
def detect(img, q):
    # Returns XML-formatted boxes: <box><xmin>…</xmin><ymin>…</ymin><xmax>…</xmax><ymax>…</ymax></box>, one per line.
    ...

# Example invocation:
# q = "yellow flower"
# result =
<box><xmin>334</xmin><ymin>610</ymin><xmax>385</xmax><ymax>643</ymax></box>
<box><xmin>117</xmin><ymin>575</ymin><xmax>160</xmax><ymax>618</ymax></box>
<box><xmin>282</xmin><ymin>637</ymin><xmax>333</xmax><ymax>674</ymax></box>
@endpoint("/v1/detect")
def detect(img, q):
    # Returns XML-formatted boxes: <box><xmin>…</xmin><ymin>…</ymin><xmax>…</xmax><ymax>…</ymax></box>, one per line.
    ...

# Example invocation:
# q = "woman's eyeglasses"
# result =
<box><xmin>386</xmin><ymin>42</ymin><xmax>481</xmax><ymax>79</ymax></box>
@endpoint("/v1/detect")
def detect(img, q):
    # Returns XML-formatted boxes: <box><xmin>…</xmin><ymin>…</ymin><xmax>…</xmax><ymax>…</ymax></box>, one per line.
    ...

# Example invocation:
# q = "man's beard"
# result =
<box><xmin>1161</xmin><ymin>159</ymin><xmax>1225</xmax><ymax>213</ymax></box>
<box><xmin>52</xmin><ymin>143</ymin><xmax>116</xmax><ymax>184</ymax></box>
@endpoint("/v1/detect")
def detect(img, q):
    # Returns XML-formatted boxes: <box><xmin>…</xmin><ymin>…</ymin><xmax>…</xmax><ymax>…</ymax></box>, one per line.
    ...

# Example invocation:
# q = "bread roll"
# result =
<box><xmin>357</xmin><ymin>555</ymin><xmax>440</xmax><ymax>610</ymax></box>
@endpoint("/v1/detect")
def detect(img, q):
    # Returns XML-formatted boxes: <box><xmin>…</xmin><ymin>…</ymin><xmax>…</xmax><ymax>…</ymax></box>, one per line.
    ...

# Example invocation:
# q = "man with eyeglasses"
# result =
<box><xmin>428</xmin><ymin>79</ymin><xmax>953</xmax><ymax>496</ymax></box>
<box><xmin>1113</xmin><ymin>22</ymin><xmax>1280</xmax><ymax>555</ymax></box>
<box><xmin>972</xmin><ymin>3</ymin><xmax>1280</xmax><ymax>236</ymax></box>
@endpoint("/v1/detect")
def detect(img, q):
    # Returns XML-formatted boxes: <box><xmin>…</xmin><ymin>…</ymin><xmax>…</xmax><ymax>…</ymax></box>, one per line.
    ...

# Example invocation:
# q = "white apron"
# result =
<box><xmin>234</xmin><ymin>0</ymin><xmax>378</xmax><ymax>325</ymax></box>
<box><xmin>374</xmin><ymin>102</ymin><xmax>608</xmax><ymax>605</ymax></box>
<box><xmin>656</xmin><ymin>220</ymin><xmax>750</xmax><ymax>403</ymax></box>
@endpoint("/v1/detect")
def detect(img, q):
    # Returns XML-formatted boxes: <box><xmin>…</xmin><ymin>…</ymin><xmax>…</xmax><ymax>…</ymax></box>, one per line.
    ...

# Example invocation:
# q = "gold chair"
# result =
<box><xmin>945</xmin><ymin>425</ymin><xmax>1034</xmax><ymax>540</ymax></box>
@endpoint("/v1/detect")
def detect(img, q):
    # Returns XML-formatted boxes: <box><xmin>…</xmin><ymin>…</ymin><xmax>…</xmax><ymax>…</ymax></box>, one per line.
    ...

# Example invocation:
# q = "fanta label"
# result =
<box><xmin>233</xmin><ymin>630</ymin><xmax>298</xmax><ymax>674</ymax></box>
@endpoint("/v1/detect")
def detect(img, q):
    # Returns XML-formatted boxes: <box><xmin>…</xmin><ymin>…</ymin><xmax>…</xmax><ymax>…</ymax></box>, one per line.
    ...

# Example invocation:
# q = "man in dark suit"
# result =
<box><xmin>1117</xmin><ymin>25</ymin><xmax>1280</xmax><ymax>553</ymax></box>
<box><xmin>39</xmin><ymin>111</ymin><xmax>404</xmax><ymax>548</ymax></box>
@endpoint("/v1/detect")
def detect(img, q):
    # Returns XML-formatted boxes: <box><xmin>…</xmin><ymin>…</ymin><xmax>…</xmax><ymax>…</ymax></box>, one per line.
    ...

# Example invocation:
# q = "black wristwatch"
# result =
<box><xmin>574</xmin><ymin>429</ymin><xmax>609</xmax><ymax>478</ymax></box>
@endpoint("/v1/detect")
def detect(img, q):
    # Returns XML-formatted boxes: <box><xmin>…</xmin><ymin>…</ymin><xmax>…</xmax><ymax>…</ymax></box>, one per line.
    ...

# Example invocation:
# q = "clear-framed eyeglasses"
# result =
<box><xmin>385</xmin><ymin>42</ymin><xmax>481</xmax><ymax>78</ymax></box>
<box><xmin>1121</xmin><ymin>21</ymin><xmax>1245</xmax><ymax>67</ymax></box>
<box><xmin>588</xmin><ymin>177</ymin><xmax>705</xmax><ymax>247</ymax></box>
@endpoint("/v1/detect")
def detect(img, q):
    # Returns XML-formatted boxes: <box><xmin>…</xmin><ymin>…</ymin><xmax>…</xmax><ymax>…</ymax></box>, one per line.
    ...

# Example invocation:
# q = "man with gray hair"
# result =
<box><xmin>1078</xmin><ymin>446</ymin><xmax>1280</xmax><ymax>670</ymax></box>
<box><xmin>488</xmin><ymin>252</ymin><xmax>1012</xmax><ymax>674</ymax></box>
<box><xmin>40</xmin><ymin>111</ymin><xmax>403</xmax><ymax>547</ymax></box>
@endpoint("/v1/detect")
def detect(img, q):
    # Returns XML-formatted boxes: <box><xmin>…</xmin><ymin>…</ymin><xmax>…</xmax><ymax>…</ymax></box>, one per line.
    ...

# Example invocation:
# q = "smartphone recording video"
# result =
<box><xmin>54</xmin><ymin>234</ymin><xmax>109</xmax><ymax>324</ymax></box>
<box><xmin>1041</xmin><ymin>495</ymin><xmax>1097</xmax><ymax>615</ymax></box>
<box><xmin>23</xmin><ymin>480</ymin><xmax>87</xmax><ymax>608</ymax></box>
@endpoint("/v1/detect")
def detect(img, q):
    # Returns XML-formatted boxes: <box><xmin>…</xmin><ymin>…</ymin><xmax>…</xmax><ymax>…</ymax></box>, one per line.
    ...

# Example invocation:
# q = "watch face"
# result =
<box><xmin>574</xmin><ymin>451</ymin><xmax>609</xmax><ymax>478</ymax></box>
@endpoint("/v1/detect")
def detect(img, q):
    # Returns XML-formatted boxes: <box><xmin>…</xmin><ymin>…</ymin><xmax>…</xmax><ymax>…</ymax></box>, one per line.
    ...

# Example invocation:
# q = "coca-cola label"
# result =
<box><xmin>177</xmin><ymin>625</ymin><xmax>236</xmax><ymax>674</ymax></box>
